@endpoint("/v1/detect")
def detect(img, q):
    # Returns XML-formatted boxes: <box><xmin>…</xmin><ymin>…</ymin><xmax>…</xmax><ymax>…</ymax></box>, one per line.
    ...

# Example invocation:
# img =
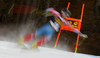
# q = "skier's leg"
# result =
<box><xmin>18</xmin><ymin>30</ymin><xmax>44</xmax><ymax>45</ymax></box>
<box><xmin>18</xmin><ymin>23</ymin><xmax>48</xmax><ymax>45</ymax></box>
<box><xmin>30</xmin><ymin>23</ymin><xmax>55</xmax><ymax>49</ymax></box>
<box><xmin>31</xmin><ymin>23</ymin><xmax>55</xmax><ymax>48</ymax></box>
<box><xmin>31</xmin><ymin>35</ymin><xmax>52</xmax><ymax>48</ymax></box>
<box><xmin>18</xmin><ymin>33</ymin><xmax>34</xmax><ymax>45</ymax></box>
<box><xmin>23</xmin><ymin>30</ymin><xmax>41</xmax><ymax>43</ymax></box>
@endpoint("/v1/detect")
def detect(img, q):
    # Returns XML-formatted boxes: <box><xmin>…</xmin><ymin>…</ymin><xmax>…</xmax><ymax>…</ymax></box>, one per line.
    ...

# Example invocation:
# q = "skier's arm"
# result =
<box><xmin>45</xmin><ymin>8</ymin><xmax>87</xmax><ymax>38</ymax></box>
<box><xmin>62</xmin><ymin>18</ymin><xmax>88</xmax><ymax>38</ymax></box>
<box><xmin>60</xmin><ymin>17</ymin><xmax>82</xmax><ymax>34</ymax></box>
<box><xmin>45</xmin><ymin>8</ymin><xmax>61</xmax><ymax>17</ymax></box>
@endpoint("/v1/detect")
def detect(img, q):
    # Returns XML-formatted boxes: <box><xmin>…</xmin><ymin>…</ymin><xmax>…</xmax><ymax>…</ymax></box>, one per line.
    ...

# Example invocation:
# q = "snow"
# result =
<box><xmin>0</xmin><ymin>41</ymin><xmax>99</xmax><ymax>58</ymax></box>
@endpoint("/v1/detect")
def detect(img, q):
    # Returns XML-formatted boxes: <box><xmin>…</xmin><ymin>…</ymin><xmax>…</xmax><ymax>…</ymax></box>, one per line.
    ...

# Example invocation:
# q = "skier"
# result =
<box><xmin>18</xmin><ymin>8</ymin><xmax>88</xmax><ymax>49</ymax></box>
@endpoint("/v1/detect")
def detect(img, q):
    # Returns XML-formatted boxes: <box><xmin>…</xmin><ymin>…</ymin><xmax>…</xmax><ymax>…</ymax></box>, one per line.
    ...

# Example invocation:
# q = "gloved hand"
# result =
<box><xmin>45</xmin><ymin>12</ymin><xmax>54</xmax><ymax>17</ymax></box>
<box><xmin>79</xmin><ymin>34</ymin><xmax>88</xmax><ymax>39</ymax></box>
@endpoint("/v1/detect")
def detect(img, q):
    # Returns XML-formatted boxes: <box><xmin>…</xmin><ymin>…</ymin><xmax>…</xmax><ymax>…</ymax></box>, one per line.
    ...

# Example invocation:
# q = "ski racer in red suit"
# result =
<box><xmin>18</xmin><ymin>8</ymin><xmax>88</xmax><ymax>48</ymax></box>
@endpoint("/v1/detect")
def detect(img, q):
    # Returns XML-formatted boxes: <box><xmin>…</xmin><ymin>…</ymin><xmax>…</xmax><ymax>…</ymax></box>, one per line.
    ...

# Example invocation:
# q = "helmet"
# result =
<box><xmin>61</xmin><ymin>8</ymin><xmax>71</xmax><ymax>17</ymax></box>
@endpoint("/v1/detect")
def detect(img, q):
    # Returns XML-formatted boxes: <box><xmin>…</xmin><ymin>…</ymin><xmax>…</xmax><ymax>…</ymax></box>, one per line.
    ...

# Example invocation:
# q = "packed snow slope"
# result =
<box><xmin>0</xmin><ymin>41</ymin><xmax>99</xmax><ymax>58</ymax></box>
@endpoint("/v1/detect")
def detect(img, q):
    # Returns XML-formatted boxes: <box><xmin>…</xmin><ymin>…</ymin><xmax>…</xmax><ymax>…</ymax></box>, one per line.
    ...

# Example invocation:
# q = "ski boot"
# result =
<box><xmin>18</xmin><ymin>37</ymin><xmax>24</xmax><ymax>46</ymax></box>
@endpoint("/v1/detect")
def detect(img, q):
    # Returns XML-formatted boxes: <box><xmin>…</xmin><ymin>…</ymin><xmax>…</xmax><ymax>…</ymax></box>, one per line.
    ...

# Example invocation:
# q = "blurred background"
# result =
<box><xmin>0</xmin><ymin>0</ymin><xmax>100</xmax><ymax>56</ymax></box>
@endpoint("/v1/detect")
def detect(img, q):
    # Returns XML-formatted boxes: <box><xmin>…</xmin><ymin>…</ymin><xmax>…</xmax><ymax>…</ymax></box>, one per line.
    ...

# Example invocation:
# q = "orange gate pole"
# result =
<box><xmin>75</xmin><ymin>4</ymin><xmax>85</xmax><ymax>53</ymax></box>
<box><xmin>54</xmin><ymin>2</ymin><xmax>70</xmax><ymax>48</ymax></box>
